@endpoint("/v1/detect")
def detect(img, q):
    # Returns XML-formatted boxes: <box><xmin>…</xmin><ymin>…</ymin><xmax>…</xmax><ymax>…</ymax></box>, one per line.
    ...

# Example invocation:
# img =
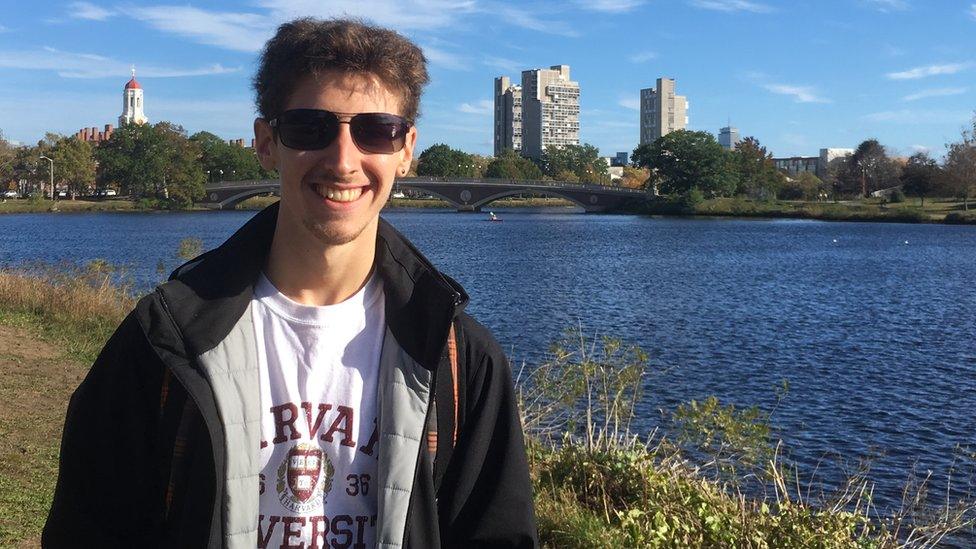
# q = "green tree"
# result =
<box><xmin>416</xmin><ymin>144</ymin><xmax>477</xmax><ymax>177</ymax></box>
<box><xmin>485</xmin><ymin>149</ymin><xmax>543</xmax><ymax>180</ymax></box>
<box><xmin>899</xmin><ymin>152</ymin><xmax>940</xmax><ymax>207</ymax></box>
<box><xmin>97</xmin><ymin>122</ymin><xmax>205</xmax><ymax>206</ymax></box>
<box><xmin>154</xmin><ymin>122</ymin><xmax>206</xmax><ymax>206</ymax></box>
<box><xmin>732</xmin><ymin>137</ymin><xmax>782</xmax><ymax>200</ymax></box>
<box><xmin>779</xmin><ymin>172</ymin><xmax>824</xmax><ymax>201</ymax></box>
<box><xmin>51</xmin><ymin>136</ymin><xmax>96</xmax><ymax>198</ymax></box>
<box><xmin>541</xmin><ymin>144</ymin><xmax>609</xmax><ymax>184</ymax></box>
<box><xmin>190</xmin><ymin>131</ymin><xmax>273</xmax><ymax>182</ymax></box>
<box><xmin>632</xmin><ymin>130</ymin><xmax>736</xmax><ymax>197</ymax></box>
<box><xmin>943</xmin><ymin>119</ymin><xmax>976</xmax><ymax>210</ymax></box>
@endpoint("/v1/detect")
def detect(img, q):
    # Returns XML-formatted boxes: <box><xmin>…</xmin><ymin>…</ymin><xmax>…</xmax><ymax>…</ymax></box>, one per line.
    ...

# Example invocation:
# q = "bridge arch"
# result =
<box><xmin>210</xmin><ymin>187</ymin><xmax>279</xmax><ymax>210</ymax></box>
<box><xmin>395</xmin><ymin>186</ymin><xmax>458</xmax><ymax>208</ymax></box>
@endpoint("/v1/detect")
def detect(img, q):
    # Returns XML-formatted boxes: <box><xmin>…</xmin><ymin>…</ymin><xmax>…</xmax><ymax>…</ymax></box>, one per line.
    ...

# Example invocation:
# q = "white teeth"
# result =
<box><xmin>315</xmin><ymin>184</ymin><xmax>362</xmax><ymax>202</ymax></box>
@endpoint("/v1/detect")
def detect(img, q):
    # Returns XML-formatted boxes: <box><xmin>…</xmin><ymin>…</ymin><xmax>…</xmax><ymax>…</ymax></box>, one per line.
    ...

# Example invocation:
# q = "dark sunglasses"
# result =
<box><xmin>269</xmin><ymin>108</ymin><xmax>412</xmax><ymax>154</ymax></box>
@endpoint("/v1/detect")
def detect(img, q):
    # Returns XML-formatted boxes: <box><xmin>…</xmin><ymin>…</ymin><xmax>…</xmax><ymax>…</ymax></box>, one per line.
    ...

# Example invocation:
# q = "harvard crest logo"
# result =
<box><xmin>276</xmin><ymin>442</ymin><xmax>335</xmax><ymax>513</ymax></box>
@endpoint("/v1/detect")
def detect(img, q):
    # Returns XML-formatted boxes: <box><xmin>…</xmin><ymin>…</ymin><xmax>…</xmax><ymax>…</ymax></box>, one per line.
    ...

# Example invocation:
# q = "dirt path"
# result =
<box><xmin>0</xmin><ymin>323</ymin><xmax>88</xmax><ymax>548</ymax></box>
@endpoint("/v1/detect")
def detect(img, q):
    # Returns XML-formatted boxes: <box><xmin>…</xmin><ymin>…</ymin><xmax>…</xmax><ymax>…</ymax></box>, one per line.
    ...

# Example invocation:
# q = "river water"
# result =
<box><xmin>1</xmin><ymin>207</ymin><xmax>974</xmax><ymax>522</ymax></box>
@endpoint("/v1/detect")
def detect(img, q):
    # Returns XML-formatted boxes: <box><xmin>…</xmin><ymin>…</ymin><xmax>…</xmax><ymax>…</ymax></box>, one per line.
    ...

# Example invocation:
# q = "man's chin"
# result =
<box><xmin>301</xmin><ymin>218</ymin><xmax>366</xmax><ymax>247</ymax></box>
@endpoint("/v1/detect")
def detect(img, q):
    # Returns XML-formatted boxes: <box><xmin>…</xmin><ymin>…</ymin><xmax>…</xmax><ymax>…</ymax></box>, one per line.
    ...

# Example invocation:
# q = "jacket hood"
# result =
<box><xmin>159</xmin><ymin>202</ymin><xmax>468</xmax><ymax>370</ymax></box>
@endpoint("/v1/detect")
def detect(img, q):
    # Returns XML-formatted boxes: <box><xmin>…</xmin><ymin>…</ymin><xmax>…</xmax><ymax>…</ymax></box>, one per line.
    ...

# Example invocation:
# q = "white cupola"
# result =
<box><xmin>119</xmin><ymin>66</ymin><xmax>149</xmax><ymax>126</ymax></box>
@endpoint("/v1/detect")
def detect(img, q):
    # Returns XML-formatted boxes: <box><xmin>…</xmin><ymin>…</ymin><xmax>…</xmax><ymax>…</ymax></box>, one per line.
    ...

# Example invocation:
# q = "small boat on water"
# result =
<box><xmin>487</xmin><ymin>211</ymin><xmax>502</xmax><ymax>222</ymax></box>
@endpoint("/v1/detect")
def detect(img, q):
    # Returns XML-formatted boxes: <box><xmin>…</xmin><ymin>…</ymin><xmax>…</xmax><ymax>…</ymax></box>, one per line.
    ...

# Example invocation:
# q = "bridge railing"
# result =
<box><xmin>399</xmin><ymin>176</ymin><xmax>646</xmax><ymax>194</ymax></box>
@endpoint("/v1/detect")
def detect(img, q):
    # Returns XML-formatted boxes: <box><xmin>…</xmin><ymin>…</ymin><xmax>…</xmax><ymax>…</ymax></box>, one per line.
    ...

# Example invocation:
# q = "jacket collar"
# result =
<box><xmin>159</xmin><ymin>202</ymin><xmax>467</xmax><ymax>370</ymax></box>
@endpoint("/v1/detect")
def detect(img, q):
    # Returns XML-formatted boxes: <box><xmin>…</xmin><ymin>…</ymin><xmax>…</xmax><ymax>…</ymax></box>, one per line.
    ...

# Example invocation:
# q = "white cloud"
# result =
<box><xmin>763</xmin><ymin>84</ymin><xmax>831</xmax><ymax>103</ymax></box>
<box><xmin>495</xmin><ymin>5</ymin><xmax>578</xmax><ymax>36</ymax></box>
<box><xmin>629</xmin><ymin>51</ymin><xmax>658</xmax><ymax>63</ymax></box>
<box><xmin>0</xmin><ymin>24</ymin><xmax>8</xmax><ymax>33</ymax></box>
<box><xmin>0</xmin><ymin>47</ymin><xmax>240</xmax><ymax>79</ymax></box>
<box><xmin>68</xmin><ymin>1</ymin><xmax>116</xmax><ymax>21</ymax></box>
<box><xmin>121</xmin><ymin>6</ymin><xmax>273</xmax><ymax>52</ymax></box>
<box><xmin>902</xmin><ymin>87</ymin><xmax>967</xmax><ymax>102</ymax></box>
<box><xmin>618</xmin><ymin>97</ymin><xmax>640</xmax><ymax>111</ymax></box>
<box><xmin>689</xmin><ymin>0</ymin><xmax>773</xmax><ymax>13</ymax></box>
<box><xmin>886</xmin><ymin>62</ymin><xmax>972</xmax><ymax>80</ymax></box>
<box><xmin>482</xmin><ymin>55</ymin><xmax>522</xmax><ymax>73</ymax></box>
<box><xmin>574</xmin><ymin>0</ymin><xmax>645</xmax><ymax>13</ymax></box>
<box><xmin>255</xmin><ymin>0</ymin><xmax>477</xmax><ymax>32</ymax></box>
<box><xmin>910</xmin><ymin>145</ymin><xmax>931</xmax><ymax>154</ymax></box>
<box><xmin>457</xmin><ymin>99</ymin><xmax>493</xmax><ymax>114</ymax></box>
<box><xmin>420</xmin><ymin>44</ymin><xmax>469</xmax><ymax>70</ymax></box>
<box><xmin>863</xmin><ymin>109</ymin><xmax>972</xmax><ymax>124</ymax></box>
<box><xmin>970</xmin><ymin>3</ymin><xmax>976</xmax><ymax>20</ymax></box>
<box><xmin>863</xmin><ymin>0</ymin><xmax>909</xmax><ymax>12</ymax></box>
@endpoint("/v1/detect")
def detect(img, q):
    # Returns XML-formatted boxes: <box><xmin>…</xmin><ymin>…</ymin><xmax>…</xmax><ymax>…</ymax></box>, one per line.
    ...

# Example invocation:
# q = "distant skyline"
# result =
<box><xmin>1</xmin><ymin>1</ymin><xmax>974</xmax><ymax>159</ymax></box>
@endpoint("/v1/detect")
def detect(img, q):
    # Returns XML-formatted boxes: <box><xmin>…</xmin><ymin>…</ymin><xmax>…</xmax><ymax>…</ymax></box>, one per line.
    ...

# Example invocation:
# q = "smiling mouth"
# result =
<box><xmin>311</xmin><ymin>184</ymin><xmax>364</xmax><ymax>203</ymax></box>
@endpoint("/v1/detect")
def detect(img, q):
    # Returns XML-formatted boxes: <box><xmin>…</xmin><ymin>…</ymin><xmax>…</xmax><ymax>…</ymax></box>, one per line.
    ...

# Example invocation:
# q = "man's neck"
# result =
<box><xmin>263</xmin><ymin>220</ymin><xmax>377</xmax><ymax>306</ymax></box>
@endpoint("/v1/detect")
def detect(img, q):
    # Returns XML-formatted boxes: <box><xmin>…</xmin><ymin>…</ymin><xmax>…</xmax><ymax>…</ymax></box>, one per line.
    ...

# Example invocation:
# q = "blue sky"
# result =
<box><xmin>0</xmin><ymin>0</ymin><xmax>974</xmax><ymax>159</ymax></box>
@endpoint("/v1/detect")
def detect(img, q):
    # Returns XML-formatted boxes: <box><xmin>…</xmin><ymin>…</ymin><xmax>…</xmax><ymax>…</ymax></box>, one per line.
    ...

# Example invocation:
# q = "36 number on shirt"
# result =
<box><xmin>346</xmin><ymin>473</ymin><xmax>370</xmax><ymax>496</ymax></box>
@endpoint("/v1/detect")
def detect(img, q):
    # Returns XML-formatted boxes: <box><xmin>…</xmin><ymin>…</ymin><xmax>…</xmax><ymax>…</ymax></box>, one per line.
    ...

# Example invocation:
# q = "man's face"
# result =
<box><xmin>255</xmin><ymin>71</ymin><xmax>416</xmax><ymax>247</ymax></box>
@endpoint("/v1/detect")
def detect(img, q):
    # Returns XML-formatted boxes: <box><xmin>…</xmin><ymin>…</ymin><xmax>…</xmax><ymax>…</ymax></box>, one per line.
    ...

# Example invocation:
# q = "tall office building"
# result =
<box><xmin>719</xmin><ymin>126</ymin><xmax>740</xmax><ymax>150</ymax></box>
<box><xmin>520</xmin><ymin>65</ymin><xmax>580</xmax><ymax>160</ymax></box>
<box><xmin>639</xmin><ymin>78</ymin><xmax>688</xmax><ymax>145</ymax></box>
<box><xmin>493</xmin><ymin>76</ymin><xmax>522</xmax><ymax>156</ymax></box>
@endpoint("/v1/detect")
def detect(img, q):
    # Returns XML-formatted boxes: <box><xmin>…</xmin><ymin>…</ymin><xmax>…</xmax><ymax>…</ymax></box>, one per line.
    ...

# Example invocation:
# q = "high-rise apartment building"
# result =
<box><xmin>520</xmin><ymin>65</ymin><xmax>580</xmax><ymax>160</ymax></box>
<box><xmin>639</xmin><ymin>78</ymin><xmax>688</xmax><ymax>145</ymax></box>
<box><xmin>719</xmin><ymin>126</ymin><xmax>740</xmax><ymax>150</ymax></box>
<box><xmin>493</xmin><ymin>76</ymin><xmax>522</xmax><ymax>156</ymax></box>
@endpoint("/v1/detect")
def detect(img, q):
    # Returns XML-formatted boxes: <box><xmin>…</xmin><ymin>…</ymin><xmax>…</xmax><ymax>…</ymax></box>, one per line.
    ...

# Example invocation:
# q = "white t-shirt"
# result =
<box><xmin>252</xmin><ymin>272</ymin><xmax>384</xmax><ymax>549</ymax></box>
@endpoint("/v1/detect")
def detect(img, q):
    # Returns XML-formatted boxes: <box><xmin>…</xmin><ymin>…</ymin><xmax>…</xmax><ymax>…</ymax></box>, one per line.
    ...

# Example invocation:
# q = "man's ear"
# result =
<box><xmin>253</xmin><ymin>118</ymin><xmax>278</xmax><ymax>171</ymax></box>
<box><xmin>399</xmin><ymin>126</ymin><xmax>418</xmax><ymax>175</ymax></box>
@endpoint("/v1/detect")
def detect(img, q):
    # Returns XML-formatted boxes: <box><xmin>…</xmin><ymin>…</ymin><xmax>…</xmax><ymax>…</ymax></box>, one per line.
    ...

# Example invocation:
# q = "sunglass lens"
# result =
<box><xmin>278</xmin><ymin>110</ymin><xmax>339</xmax><ymax>150</ymax></box>
<box><xmin>351</xmin><ymin>114</ymin><xmax>407</xmax><ymax>153</ymax></box>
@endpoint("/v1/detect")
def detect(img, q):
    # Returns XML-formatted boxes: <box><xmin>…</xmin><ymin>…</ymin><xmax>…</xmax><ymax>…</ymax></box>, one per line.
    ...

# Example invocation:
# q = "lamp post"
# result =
<box><xmin>39</xmin><ymin>155</ymin><xmax>54</xmax><ymax>200</ymax></box>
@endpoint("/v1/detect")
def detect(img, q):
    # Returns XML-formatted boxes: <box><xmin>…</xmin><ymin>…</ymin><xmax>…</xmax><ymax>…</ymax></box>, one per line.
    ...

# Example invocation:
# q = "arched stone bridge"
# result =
<box><xmin>201</xmin><ymin>177</ymin><xmax>646</xmax><ymax>212</ymax></box>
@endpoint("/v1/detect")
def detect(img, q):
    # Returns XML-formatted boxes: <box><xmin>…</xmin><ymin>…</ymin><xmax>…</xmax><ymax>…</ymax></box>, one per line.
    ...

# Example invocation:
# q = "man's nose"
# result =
<box><xmin>319</xmin><ymin>123</ymin><xmax>361</xmax><ymax>175</ymax></box>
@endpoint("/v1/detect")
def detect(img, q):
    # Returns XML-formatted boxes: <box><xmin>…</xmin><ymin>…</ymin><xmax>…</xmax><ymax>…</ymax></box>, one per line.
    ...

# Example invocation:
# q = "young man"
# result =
<box><xmin>43</xmin><ymin>18</ymin><xmax>537</xmax><ymax>548</ymax></box>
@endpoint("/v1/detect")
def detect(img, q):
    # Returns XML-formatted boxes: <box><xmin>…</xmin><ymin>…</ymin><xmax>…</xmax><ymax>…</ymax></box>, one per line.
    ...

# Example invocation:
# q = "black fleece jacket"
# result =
<box><xmin>42</xmin><ymin>204</ymin><xmax>538</xmax><ymax>548</ymax></box>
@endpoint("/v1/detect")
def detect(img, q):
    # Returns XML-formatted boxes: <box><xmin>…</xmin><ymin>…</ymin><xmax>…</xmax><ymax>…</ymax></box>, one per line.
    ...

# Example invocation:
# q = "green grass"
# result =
<box><xmin>0</xmin><ymin>198</ymin><xmax>140</xmax><ymax>215</ymax></box>
<box><xmin>639</xmin><ymin>196</ymin><xmax>976</xmax><ymax>224</ymax></box>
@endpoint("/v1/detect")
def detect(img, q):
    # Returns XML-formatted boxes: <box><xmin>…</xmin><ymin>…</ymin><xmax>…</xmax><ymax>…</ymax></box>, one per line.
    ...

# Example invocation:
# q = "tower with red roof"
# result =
<box><xmin>119</xmin><ymin>66</ymin><xmax>149</xmax><ymax>126</ymax></box>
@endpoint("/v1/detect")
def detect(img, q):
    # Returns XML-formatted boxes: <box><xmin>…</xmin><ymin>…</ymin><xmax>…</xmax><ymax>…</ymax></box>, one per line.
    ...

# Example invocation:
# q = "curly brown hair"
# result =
<box><xmin>253</xmin><ymin>18</ymin><xmax>429</xmax><ymax>122</ymax></box>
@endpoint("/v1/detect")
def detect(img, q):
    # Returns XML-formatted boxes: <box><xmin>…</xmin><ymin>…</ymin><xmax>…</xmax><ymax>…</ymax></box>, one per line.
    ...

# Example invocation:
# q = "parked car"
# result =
<box><xmin>2</xmin><ymin>190</ymin><xmax>19</xmax><ymax>198</ymax></box>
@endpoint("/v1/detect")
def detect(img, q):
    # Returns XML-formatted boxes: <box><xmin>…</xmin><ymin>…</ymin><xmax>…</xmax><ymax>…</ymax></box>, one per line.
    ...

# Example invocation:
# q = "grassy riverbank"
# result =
<box><xmin>0</xmin><ymin>268</ymin><xmax>973</xmax><ymax>547</ymax></box>
<box><xmin>0</xmin><ymin>197</ymin><xmax>139</xmax><ymax>214</ymax></box>
<box><xmin>641</xmin><ymin>197</ymin><xmax>976</xmax><ymax>225</ymax></box>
